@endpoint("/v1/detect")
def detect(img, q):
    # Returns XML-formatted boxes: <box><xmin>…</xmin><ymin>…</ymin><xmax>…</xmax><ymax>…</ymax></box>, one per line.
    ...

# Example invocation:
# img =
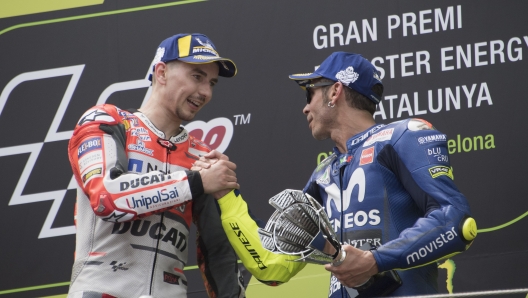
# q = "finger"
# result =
<box><xmin>225</xmin><ymin>181</ymin><xmax>240</xmax><ymax>189</ymax></box>
<box><xmin>193</xmin><ymin>160</ymin><xmax>212</xmax><ymax>169</ymax></box>
<box><xmin>217</xmin><ymin>160</ymin><xmax>237</xmax><ymax>171</ymax></box>
<box><xmin>198</xmin><ymin>155</ymin><xmax>218</xmax><ymax>165</ymax></box>
<box><xmin>204</xmin><ymin>150</ymin><xmax>228</xmax><ymax>161</ymax></box>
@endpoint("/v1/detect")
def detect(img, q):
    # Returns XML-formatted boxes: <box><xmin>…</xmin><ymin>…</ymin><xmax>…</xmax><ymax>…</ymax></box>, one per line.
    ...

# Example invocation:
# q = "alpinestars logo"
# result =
<box><xmin>0</xmin><ymin>62</ymin><xmax>235</xmax><ymax>239</ymax></box>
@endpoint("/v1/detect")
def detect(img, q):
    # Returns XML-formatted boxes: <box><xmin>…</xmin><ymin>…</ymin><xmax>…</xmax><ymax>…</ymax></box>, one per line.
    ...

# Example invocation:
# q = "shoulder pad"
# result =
<box><xmin>76</xmin><ymin>104</ymin><xmax>120</xmax><ymax>127</ymax></box>
<box><xmin>407</xmin><ymin>118</ymin><xmax>435</xmax><ymax>131</ymax></box>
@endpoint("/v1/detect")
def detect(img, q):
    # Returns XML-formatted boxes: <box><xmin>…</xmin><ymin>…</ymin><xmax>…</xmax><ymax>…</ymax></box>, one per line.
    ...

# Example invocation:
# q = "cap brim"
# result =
<box><xmin>288</xmin><ymin>72</ymin><xmax>322</xmax><ymax>88</ymax></box>
<box><xmin>179</xmin><ymin>56</ymin><xmax>237</xmax><ymax>77</ymax></box>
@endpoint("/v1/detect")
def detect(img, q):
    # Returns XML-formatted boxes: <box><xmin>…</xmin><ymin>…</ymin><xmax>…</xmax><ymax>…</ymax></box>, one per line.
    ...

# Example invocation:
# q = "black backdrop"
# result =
<box><xmin>0</xmin><ymin>1</ymin><xmax>527</xmax><ymax>297</ymax></box>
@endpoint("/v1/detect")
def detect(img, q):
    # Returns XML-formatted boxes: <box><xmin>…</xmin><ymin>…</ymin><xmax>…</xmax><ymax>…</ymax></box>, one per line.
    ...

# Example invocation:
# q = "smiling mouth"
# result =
<box><xmin>187</xmin><ymin>98</ymin><xmax>202</xmax><ymax>108</ymax></box>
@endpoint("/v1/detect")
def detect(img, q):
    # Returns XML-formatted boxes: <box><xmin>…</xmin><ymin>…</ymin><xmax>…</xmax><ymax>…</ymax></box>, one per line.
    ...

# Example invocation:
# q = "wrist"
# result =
<box><xmin>213</xmin><ymin>189</ymin><xmax>232</xmax><ymax>200</ymax></box>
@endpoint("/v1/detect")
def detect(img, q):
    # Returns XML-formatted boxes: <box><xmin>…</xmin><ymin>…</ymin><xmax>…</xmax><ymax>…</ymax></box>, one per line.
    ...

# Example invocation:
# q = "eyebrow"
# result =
<box><xmin>192</xmin><ymin>67</ymin><xmax>218</xmax><ymax>84</ymax></box>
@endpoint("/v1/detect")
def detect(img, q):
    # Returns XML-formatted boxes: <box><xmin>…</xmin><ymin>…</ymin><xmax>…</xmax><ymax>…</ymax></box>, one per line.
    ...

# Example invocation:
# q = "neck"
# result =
<box><xmin>139</xmin><ymin>93</ymin><xmax>182</xmax><ymax>138</ymax></box>
<box><xmin>332</xmin><ymin>110</ymin><xmax>376</xmax><ymax>153</ymax></box>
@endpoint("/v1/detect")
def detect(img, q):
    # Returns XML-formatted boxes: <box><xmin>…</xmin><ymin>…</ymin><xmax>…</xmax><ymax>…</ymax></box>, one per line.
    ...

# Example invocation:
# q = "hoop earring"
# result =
<box><xmin>328</xmin><ymin>102</ymin><xmax>335</xmax><ymax>108</ymax></box>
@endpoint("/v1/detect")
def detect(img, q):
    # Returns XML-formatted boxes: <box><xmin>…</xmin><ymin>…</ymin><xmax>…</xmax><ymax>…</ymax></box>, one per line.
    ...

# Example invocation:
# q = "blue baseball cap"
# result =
<box><xmin>149</xmin><ymin>33</ymin><xmax>237</xmax><ymax>80</ymax></box>
<box><xmin>289</xmin><ymin>52</ymin><xmax>382</xmax><ymax>104</ymax></box>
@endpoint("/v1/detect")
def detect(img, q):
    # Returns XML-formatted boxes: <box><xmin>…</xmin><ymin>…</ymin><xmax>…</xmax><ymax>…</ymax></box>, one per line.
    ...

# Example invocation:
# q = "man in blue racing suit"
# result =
<box><xmin>210</xmin><ymin>51</ymin><xmax>477</xmax><ymax>297</ymax></box>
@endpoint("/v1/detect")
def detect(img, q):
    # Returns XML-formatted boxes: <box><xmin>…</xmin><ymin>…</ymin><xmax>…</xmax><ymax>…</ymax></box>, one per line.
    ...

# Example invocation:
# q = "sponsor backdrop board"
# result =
<box><xmin>0</xmin><ymin>0</ymin><xmax>527</xmax><ymax>297</ymax></box>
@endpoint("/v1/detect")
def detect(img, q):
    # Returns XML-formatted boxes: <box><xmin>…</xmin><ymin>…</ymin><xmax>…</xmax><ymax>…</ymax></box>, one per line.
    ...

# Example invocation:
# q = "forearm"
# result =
<box><xmin>69</xmin><ymin>120</ymin><xmax>203</xmax><ymax>222</ymax></box>
<box><xmin>372</xmin><ymin>206</ymin><xmax>475</xmax><ymax>272</ymax></box>
<box><xmin>218</xmin><ymin>190</ymin><xmax>306</xmax><ymax>285</ymax></box>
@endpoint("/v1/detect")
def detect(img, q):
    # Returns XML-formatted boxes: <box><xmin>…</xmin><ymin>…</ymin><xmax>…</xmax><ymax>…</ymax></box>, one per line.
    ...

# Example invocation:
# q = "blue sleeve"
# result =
<box><xmin>371</xmin><ymin>121</ymin><xmax>476</xmax><ymax>272</ymax></box>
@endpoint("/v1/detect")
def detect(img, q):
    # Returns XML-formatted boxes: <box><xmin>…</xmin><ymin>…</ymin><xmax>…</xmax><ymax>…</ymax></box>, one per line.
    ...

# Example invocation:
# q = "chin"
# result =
<box><xmin>177</xmin><ymin>111</ymin><xmax>197</xmax><ymax>122</ymax></box>
<box><xmin>312</xmin><ymin>131</ymin><xmax>330</xmax><ymax>141</ymax></box>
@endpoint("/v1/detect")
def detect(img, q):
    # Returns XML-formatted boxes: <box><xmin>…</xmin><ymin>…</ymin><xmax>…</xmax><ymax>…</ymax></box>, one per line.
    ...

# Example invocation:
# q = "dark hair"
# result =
<box><xmin>319</xmin><ymin>79</ymin><xmax>383</xmax><ymax>115</ymax></box>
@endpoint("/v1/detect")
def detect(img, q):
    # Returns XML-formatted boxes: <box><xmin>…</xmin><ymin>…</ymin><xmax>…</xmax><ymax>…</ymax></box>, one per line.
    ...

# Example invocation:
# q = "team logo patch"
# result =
<box><xmin>109</xmin><ymin>261</ymin><xmax>129</xmax><ymax>272</ymax></box>
<box><xmin>417</xmin><ymin>134</ymin><xmax>447</xmax><ymax>145</ymax></box>
<box><xmin>428</xmin><ymin>166</ymin><xmax>454</xmax><ymax>180</ymax></box>
<box><xmin>77</xmin><ymin>137</ymin><xmax>102</xmax><ymax>158</ymax></box>
<box><xmin>363</xmin><ymin>128</ymin><xmax>394</xmax><ymax>147</ymax></box>
<box><xmin>359</xmin><ymin>147</ymin><xmax>375</xmax><ymax>165</ymax></box>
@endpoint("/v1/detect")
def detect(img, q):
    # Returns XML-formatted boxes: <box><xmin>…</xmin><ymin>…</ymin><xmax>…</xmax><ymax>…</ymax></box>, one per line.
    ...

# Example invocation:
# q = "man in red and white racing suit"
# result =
<box><xmin>67</xmin><ymin>33</ymin><xmax>244</xmax><ymax>298</ymax></box>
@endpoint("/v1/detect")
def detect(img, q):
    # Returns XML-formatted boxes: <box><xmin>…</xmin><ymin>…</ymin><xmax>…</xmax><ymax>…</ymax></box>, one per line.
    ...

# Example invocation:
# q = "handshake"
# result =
<box><xmin>191</xmin><ymin>150</ymin><xmax>239</xmax><ymax>199</ymax></box>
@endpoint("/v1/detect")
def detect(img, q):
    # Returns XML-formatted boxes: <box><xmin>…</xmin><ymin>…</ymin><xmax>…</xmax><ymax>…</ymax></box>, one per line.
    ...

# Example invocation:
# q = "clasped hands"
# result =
<box><xmin>192</xmin><ymin>150</ymin><xmax>239</xmax><ymax>199</ymax></box>
<box><xmin>193</xmin><ymin>151</ymin><xmax>379</xmax><ymax>287</ymax></box>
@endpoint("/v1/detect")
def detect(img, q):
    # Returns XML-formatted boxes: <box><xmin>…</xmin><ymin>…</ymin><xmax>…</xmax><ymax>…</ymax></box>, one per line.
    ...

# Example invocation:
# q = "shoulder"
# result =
<box><xmin>386</xmin><ymin>118</ymin><xmax>443</xmax><ymax>144</ymax></box>
<box><xmin>307</xmin><ymin>153</ymin><xmax>336</xmax><ymax>185</ymax></box>
<box><xmin>75</xmin><ymin>104</ymin><xmax>124</xmax><ymax>128</ymax></box>
<box><xmin>384</xmin><ymin>119</ymin><xmax>449</xmax><ymax>157</ymax></box>
<box><xmin>315</xmin><ymin>153</ymin><xmax>337</xmax><ymax>173</ymax></box>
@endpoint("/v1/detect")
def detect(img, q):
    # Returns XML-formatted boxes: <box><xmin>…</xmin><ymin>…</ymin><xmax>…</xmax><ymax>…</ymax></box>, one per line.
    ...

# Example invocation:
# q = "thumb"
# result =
<box><xmin>205</xmin><ymin>150</ymin><xmax>229</xmax><ymax>161</ymax></box>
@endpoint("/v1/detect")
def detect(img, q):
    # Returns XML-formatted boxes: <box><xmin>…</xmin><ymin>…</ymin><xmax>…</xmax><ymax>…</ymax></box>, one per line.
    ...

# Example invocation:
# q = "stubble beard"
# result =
<box><xmin>312</xmin><ymin>92</ymin><xmax>334</xmax><ymax>140</ymax></box>
<box><xmin>176</xmin><ymin>107</ymin><xmax>196</xmax><ymax>122</ymax></box>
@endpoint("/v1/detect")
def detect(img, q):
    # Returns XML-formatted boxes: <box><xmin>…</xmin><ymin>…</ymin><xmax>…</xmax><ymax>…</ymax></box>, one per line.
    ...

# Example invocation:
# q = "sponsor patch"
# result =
<box><xmin>119</xmin><ymin>173</ymin><xmax>169</xmax><ymax>191</ymax></box>
<box><xmin>78</xmin><ymin>150</ymin><xmax>103</xmax><ymax>173</ymax></box>
<box><xmin>350</xmin><ymin>125</ymin><xmax>384</xmax><ymax>146</ymax></box>
<box><xmin>429</xmin><ymin>166</ymin><xmax>454</xmax><ymax>180</ymax></box>
<box><xmin>192</xmin><ymin>47</ymin><xmax>219</xmax><ymax>56</ymax></box>
<box><xmin>122</xmin><ymin>119</ymin><xmax>130</xmax><ymax>130</ymax></box>
<box><xmin>417</xmin><ymin>134</ymin><xmax>447</xmax><ymax>145</ymax></box>
<box><xmin>171</xmin><ymin>131</ymin><xmax>188</xmax><ymax>143</ymax></box>
<box><xmin>130</xmin><ymin>128</ymin><xmax>151</xmax><ymax>141</ymax></box>
<box><xmin>128</xmin><ymin>139</ymin><xmax>154</xmax><ymax>156</ymax></box>
<box><xmin>164</xmin><ymin>271</ymin><xmax>181</xmax><ymax>285</ymax></box>
<box><xmin>335</xmin><ymin>66</ymin><xmax>359</xmax><ymax>86</ymax></box>
<box><xmin>363</xmin><ymin>128</ymin><xmax>394</xmax><ymax>147</ymax></box>
<box><xmin>359</xmin><ymin>147</ymin><xmax>375</xmax><ymax>165</ymax></box>
<box><xmin>343</xmin><ymin>229</ymin><xmax>383</xmax><ymax>248</ymax></box>
<box><xmin>406</xmin><ymin>227</ymin><xmax>458</xmax><ymax>265</ymax></box>
<box><xmin>426</xmin><ymin>146</ymin><xmax>449</xmax><ymax>164</ymax></box>
<box><xmin>82</xmin><ymin>167</ymin><xmax>102</xmax><ymax>184</ymax></box>
<box><xmin>77</xmin><ymin>137</ymin><xmax>102</xmax><ymax>158</ymax></box>
<box><xmin>117</xmin><ymin>185</ymin><xmax>181</xmax><ymax>211</ymax></box>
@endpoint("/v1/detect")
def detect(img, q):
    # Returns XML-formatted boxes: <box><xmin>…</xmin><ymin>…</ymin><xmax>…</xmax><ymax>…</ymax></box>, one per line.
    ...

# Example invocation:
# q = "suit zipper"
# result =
<box><xmin>148</xmin><ymin>147</ymin><xmax>171</xmax><ymax>294</ymax></box>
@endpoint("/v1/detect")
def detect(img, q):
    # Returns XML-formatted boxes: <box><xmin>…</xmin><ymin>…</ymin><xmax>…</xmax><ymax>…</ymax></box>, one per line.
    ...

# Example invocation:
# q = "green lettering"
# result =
<box><xmin>450</xmin><ymin>133</ymin><xmax>495</xmax><ymax>154</ymax></box>
<box><xmin>462</xmin><ymin>137</ymin><xmax>472</xmax><ymax>152</ymax></box>
<box><xmin>473</xmin><ymin>135</ymin><xmax>484</xmax><ymax>150</ymax></box>
<box><xmin>447</xmin><ymin>140</ymin><xmax>456</xmax><ymax>154</ymax></box>
<box><xmin>317</xmin><ymin>152</ymin><xmax>328</xmax><ymax>165</ymax></box>
<box><xmin>485</xmin><ymin>134</ymin><xmax>495</xmax><ymax>149</ymax></box>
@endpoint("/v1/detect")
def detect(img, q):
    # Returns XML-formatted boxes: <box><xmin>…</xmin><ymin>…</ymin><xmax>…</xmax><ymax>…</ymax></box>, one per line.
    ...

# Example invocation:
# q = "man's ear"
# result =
<box><xmin>154</xmin><ymin>62</ymin><xmax>168</xmax><ymax>85</ymax></box>
<box><xmin>331</xmin><ymin>82</ymin><xmax>344</xmax><ymax>102</ymax></box>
